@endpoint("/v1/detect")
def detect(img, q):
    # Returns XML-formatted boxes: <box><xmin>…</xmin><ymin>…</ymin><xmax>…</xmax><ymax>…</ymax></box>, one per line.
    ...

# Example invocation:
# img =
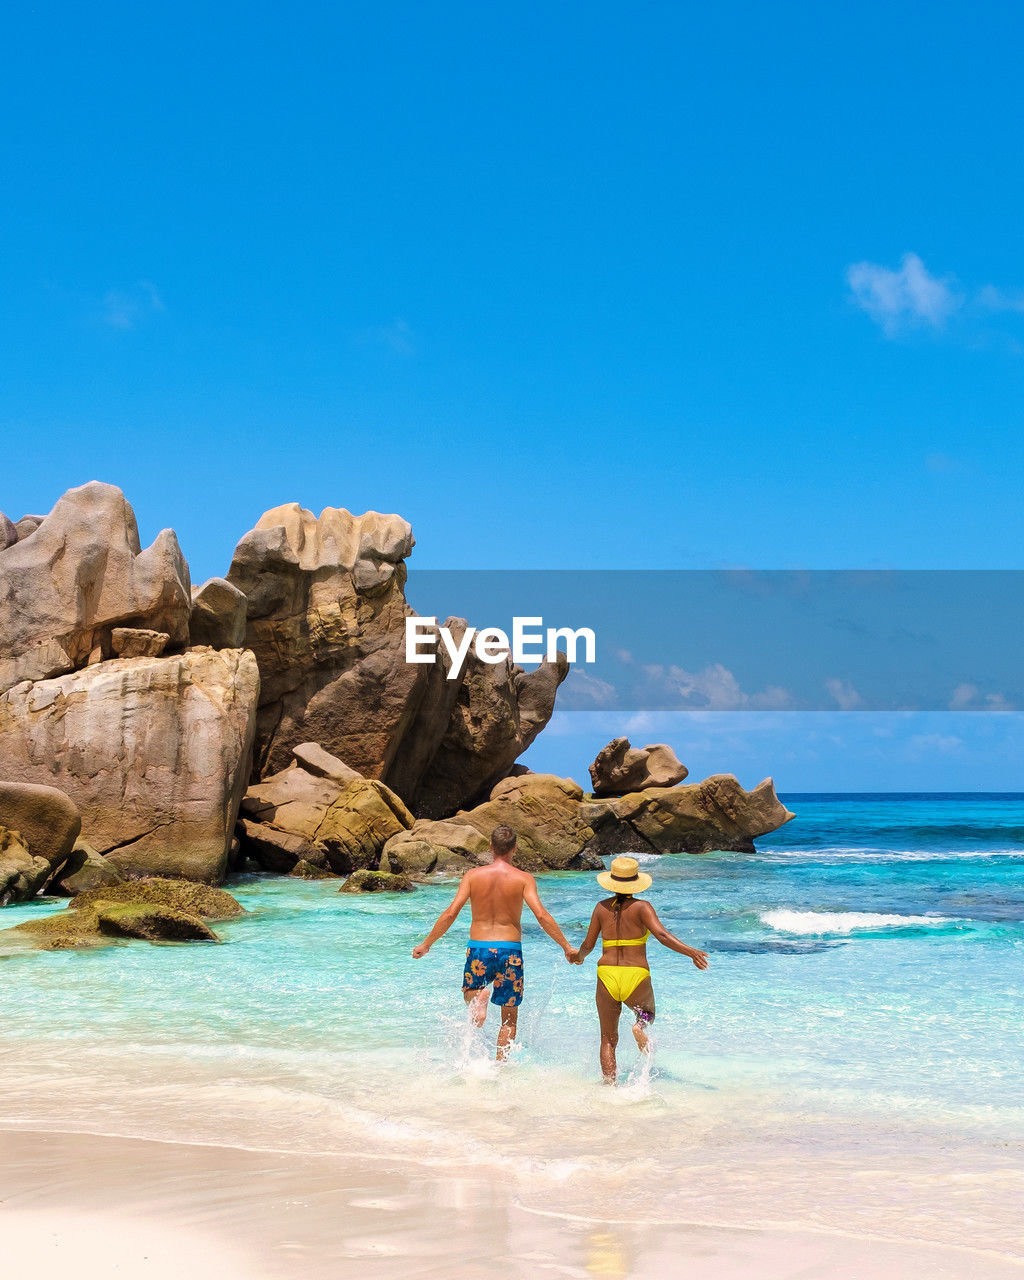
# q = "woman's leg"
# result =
<box><xmin>625</xmin><ymin>977</ymin><xmax>656</xmax><ymax>1056</ymax></box>
<box><xmin>596</xmin><ymin>979</ymin><xmax>622</xmax><ymax>1083</ymax></box>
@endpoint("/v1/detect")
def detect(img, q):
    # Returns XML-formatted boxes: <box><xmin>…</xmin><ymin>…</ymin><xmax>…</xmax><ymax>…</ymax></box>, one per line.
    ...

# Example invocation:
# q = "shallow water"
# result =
<box><xmin>2</xmin><ymin>794</ymin><xmax>1022</xmax><ymax>1256</ymax></box>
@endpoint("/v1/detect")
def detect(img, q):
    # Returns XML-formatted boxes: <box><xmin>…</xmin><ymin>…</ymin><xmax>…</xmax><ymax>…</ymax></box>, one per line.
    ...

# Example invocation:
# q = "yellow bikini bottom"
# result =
<box><xmin>596</xmin><ymin>965</ymin><xmax>650</xmax><ymax>1003</ymax></box>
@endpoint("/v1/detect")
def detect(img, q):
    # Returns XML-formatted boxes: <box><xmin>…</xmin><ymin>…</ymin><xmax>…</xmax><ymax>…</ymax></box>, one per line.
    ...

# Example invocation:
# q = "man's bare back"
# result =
<box><xmin>465</xmin><ymin>859</ymin><xmax>541</xmax><ymax>941</ymax></box>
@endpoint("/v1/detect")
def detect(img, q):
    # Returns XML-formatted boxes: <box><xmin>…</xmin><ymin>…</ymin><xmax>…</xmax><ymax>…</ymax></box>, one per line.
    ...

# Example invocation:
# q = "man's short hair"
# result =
<box><xmin>491</xmin><ymin>824</ymin><xmax>517</xmax><ymax>856</ymax></box>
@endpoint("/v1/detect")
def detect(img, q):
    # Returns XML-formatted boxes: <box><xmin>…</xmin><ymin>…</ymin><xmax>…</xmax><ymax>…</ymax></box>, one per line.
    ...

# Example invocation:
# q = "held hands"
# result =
<box><xmin>565</xmin><ymin>947</ymin><xmax>583</xmax><ymax>965</ymax></box>
<box><xmin>412</xmin><ymin>943</ymin><xmax>430</xmax><ymax>959</ymax></box>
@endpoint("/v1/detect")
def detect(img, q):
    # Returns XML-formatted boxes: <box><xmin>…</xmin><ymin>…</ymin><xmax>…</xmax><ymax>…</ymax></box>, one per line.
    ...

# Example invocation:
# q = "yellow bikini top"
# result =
<box><xmin>603</xmin><ymin>930</ymin><xmax>650</xmax><ymax>947</ymax></box>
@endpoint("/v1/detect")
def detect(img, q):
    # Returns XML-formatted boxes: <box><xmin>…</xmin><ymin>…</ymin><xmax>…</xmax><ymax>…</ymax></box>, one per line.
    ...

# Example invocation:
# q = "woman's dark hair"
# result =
<box><xmin>611</xmin><ymin>890</ymin><xmax>633</xmax><ymax>943</ymax></box>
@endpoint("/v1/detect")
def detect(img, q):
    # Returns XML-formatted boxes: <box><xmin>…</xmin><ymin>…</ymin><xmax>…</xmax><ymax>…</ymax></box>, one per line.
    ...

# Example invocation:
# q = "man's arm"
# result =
<box><xmin>412</xmin><ymin>873</ymin><xmax>473</xmax><ymax>958</ymax></box>
<box><xmin>642</xmin><ymin>901</ymin><xmax>709</xmax><ymax>969</ymax></box>
<box><xmin>571</xmin><ymin>906</ymin><xmax>604</xmax><ymax>964</ymax></box>
<box><xmin>523</xmin><ymin>875</ymin><xmax>574</xmax><ymax>959</ymax></box>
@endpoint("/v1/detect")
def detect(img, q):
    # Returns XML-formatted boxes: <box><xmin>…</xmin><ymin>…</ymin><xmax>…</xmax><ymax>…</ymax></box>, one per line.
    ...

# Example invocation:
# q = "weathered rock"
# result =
<box><xmin>0</xmin><ymin>904</ymin><xmax>112</xmax><ymax>951</ymax></box>
<box><xmin>455</xmin><ymin>772</ymin><xmax>602</xmax><ymax>871</ymax></box>
<box><xmin>0</xmin><ymin>780</ymin><xmax>82</xmax><ymax>902</ymax></box>
<box><xmin>0</xmin><ymin>649</ymin><xmax>259</xmax><ymax>883</ymax></box>
<box><xmin>47</xmin><ymin>837</ymin><xmax>124</xmax><ymax>896</ymax></box>
<box><xmin>111</xmin><ymin>627</ymin><xmax>170</xmax><ymax>658</ymax></box>
<box><xmin>0</xmin><ymin>891</ymin><xmax>228</xmax><ymax>951</ymax></box>
<box><xmin>13</xmin><ymin>516</ymin><xmax>44</xmax><ymax>542</ymax></box>
<box><xmin>0</xmin><ymin>513</ymin><xmax>16</xmax><ymax>550</ymax></box>
<box><xmin>289</xmin><ymin>859</ymin><xmax>340</xmax><ymax>879</ymax></box>
<box><xmin>0</xmin><ymin>826</ymin><xmax>53</xmax><ymax>907</ymax></box>
<box><xmin>339</xmin><ymin>869</ymin><xmax>414</xmax><ymax>893</ymax></box>
<box><xmin>582</xmin><ymin>774</ymin><xmax>795</xmax><ymax>856</ymax></box>
<box><xmin>221</xmin><ymin>505</ymin><xmax>566</xmax><ymax>815</ymax></box>
<box><xmin>382</xmin><ymin>774</ymin><xmax>602</xmax><ymax>875</ymax></box>
<box><xmin>189</xmin><ymin>577</ymin><xmax>247</xmax><ymax>649</ymax></box>
<box><xmin>241</xmin><ymin>763</ymin><xmax>413</xmax><ymax>874</ymax></box>
<box><xmin>0</xmin><ymin>482</ymin><xmax>191</xmax><ymax>693</ymax></box>
<box><xmin>410</xmin><ymin>649</ymin><xmax>569</xmax><ymax>818</ymax></box>
<box><xmin>292</xmin><ymin>741</ymin><xmax>362</xmax><ymax>783</ymax></box>
<box><xmin>224</xmin><ymin>503</ymin><xmax>419</xmax><ymax>780</ymax></box>
<box><xmin>96</xmin><ymin>903</ymin><xmax>220</xmax><ymax>942</ymax></box>
<box><xmin>589</xmin><ymin>738</ymin><xmax>688</xmax><ymax>797</ymax></box>
<box><xmin>381</xmin><ymin>820</ymin><xmax>490</xmax><ymax>876</ymax></box>
<box><xmin>238</xmin><ymin>819</ymin><xmax>327</xmax><ymax>873</ymax></box>
<box><xmin>71</xmin><ymin>877</ymin><xmax>244</xmax><ymax>920</ymax></box>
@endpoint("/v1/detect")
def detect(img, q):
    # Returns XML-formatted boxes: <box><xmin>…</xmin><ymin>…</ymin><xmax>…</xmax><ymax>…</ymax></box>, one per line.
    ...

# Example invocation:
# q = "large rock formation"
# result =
<box><xmin>408</xmin><ymin>649</ymin><xmax>569</xmax><ymax>819</ymax></box>
<box><xmin>220</xmin><ymin>503</ymin><xmax>566</xmax><ymax>814</ymax></box>
<box><xmin>0</xmin><ymin>649</ymin><xmax>259</xmax><ymax>883</ymax></box>
<box><xmin>589</xmin><ymin>738</ymin><xmax>688</xmax><ymax>796</ymax></box>
<box><xmin>0</xmin><ymin>482</ymin><xmax>190</xmax><ymax>694</ymax></box>
<box><xmin>223</xmin><ymin>503</ymin><xmax>417</xmax><ymax>780</ymax></box>
<box><xmin>238</xmin><ymin>747</ymin><xmax>414</xmax><ymax>875</ymax></box>
<box><xmin>0</xmin><ymin>781</ymin><xmax>82</xmax><ymax>904</ymax></box>
<box><xmin>382</xmin><ymin>773</ymin><xmax>603</xmax><ymax>875</ymax></box>
<box><xmin>582</xmin><ymin>774</ymin><xmax>794</xmax><ymax>856</ymax></box>
<box><xmin>383</xmin><ymin>772</ymin><xmax>794</xmax><ymax>874</ymax></box>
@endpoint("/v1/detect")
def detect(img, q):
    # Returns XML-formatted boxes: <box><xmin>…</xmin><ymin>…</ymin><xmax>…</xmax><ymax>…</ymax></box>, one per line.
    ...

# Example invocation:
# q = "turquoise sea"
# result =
<box><xmin>1</xmin><ymin>794</ymin><xmax>1022</xmax><ymax>1258</ymax></box>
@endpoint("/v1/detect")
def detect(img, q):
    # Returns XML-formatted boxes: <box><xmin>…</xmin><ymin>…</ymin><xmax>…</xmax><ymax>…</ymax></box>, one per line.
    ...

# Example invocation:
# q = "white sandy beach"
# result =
<box><xmin>2</xmin><ymin>1128</ymin><xmax>1022</xmax><ymax>1280</ymax></box>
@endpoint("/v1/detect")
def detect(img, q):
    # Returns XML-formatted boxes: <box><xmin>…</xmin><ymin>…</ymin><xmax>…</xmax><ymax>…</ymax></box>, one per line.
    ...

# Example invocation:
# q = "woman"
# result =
<box><xmin>572</xmin><ymin>855</ymin><xmax>709</xmax><ymax>1083</ymax></box>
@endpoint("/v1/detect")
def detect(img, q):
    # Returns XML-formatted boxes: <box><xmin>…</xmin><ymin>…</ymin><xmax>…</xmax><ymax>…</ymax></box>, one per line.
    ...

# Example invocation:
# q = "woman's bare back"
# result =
<box><xmin>595</xmin><ymin>895</ymin><xmax>651</xmax><ymax>968</ymax></box>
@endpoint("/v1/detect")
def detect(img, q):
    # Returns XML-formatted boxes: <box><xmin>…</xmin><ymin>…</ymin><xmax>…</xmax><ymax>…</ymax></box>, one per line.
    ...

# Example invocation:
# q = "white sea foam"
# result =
<box><xmin>765</xmin><ymin>847</ymin><xmax>1023</xmax><ymax>862</ymax></box>
<box><xmin>760</xmin><ymin>909</ymin><xmax>958</xmax><ymax>935</ymax></box>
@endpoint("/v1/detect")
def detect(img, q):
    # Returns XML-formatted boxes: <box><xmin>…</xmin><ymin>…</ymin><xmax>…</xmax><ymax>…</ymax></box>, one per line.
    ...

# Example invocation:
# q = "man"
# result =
<box><xmin>412</xmin><ymin>824</ymin><xmax>575</xmax><ymax>1060</ymax></box>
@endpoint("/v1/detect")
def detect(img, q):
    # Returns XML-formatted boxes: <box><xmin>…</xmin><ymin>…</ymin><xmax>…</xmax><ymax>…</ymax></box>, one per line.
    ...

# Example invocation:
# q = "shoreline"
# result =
<box><xmin>2</xmin><ymin>1126</ymin><xmax>1022</xmax><ymax>1279</ymax></box>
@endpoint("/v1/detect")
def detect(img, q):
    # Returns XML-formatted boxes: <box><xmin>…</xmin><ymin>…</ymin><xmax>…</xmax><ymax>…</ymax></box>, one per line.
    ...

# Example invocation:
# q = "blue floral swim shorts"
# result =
<box><xmin>463</xmin><ymin>941</ymin><xmax>524</xmax><ymax>1007</ymax></box>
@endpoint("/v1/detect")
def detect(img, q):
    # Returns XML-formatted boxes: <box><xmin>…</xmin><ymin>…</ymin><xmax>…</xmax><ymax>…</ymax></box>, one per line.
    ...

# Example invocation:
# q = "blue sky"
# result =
<box><xmin>3</xmin><ymin>2</ymin><xmax>1022</xmax><ymax>787</ymax></box>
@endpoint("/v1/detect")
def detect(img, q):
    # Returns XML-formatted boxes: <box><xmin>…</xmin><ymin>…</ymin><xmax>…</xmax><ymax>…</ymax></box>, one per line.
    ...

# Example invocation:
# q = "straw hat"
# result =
<box><xmin>596</xmin><ymin>855</ymin><xmax>652</xmax><ymax>894</ymax></box>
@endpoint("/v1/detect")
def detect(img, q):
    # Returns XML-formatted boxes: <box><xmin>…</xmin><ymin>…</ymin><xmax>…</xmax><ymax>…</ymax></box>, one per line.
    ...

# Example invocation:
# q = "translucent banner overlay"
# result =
<box><xmin>405</xmin><ymin>570</ymin><xmax>1023</xmax><ymax>712</ymax></box>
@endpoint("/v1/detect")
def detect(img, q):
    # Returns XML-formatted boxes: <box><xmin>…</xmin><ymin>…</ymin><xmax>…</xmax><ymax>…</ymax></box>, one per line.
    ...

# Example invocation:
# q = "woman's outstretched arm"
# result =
<box><xmin>569</xmin><ymin>906</ymin><xmax>604</xmax><ymax>964</ymax></box>
<box><xmin>642</xmin><ymin>901</ymin><xmax>709</xmax><ymax>969</ymax></box>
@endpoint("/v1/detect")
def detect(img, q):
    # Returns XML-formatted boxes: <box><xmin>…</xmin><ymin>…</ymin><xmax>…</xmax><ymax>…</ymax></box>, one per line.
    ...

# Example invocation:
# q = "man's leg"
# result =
<box><xmin>464</xmin><ymin>986</ymin><xmax>489</xmax><ymax>1027</ymax></box>
<box><xmin>625</xmin><ymin>977</ymin><xmax>656</xmax><ymax>1056</ymax></box>
<box><xmin>596</xmin><ymin>980</ymin><xmax>622</xmax><ymax>1083</ymax></box>
<box><xmin>496</xmin><ymin>1005</ymin><xmax>518</xmax><ymax>1061</ymax></box>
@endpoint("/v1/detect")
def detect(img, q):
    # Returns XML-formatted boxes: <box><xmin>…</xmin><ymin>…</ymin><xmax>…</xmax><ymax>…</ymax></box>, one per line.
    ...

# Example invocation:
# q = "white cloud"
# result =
<box><xmin>641</xmin><ymin>662</ymin><xmax>793</xmax><ymax>710</ymax></box>
<box><xmin>102</xmin><ymin>280</ymin><xmax>164</xmax><ymax>330</ymax></box>
<box><xmin>559</xmin><ymin>669</ymin><xmax>618</xmax><ymax>709</ymax></box>
<box><xmin>906</xmin><ymin>732</ymin><xmax>963</xmax><ymax>756</ymax></box>
<box><xmin>949</xmin><ymin>682</ymin><xmax>979</xmax><ymax>710</ymax></box>
<box><xmin>847</xmin><ymin>253</ymin><xmax>960</xmax><ymax>335</ymax></box>
<box><xmin>825</xmin><ymin>677</ymin><xmax>863</xmax><ymax>710</ymax></box>
<box><xmin>976</xmin><ymin>284</ymin><xmax>1024</xmax><ymax>313</ymax></box>
<box><xmin>949</xmin><ymin>683</ymin><xmax>1016</xmax><ymax>711</ymax></box>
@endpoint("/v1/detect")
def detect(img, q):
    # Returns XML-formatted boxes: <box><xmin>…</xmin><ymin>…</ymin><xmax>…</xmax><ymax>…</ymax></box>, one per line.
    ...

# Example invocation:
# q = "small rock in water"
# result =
<box><xmin>289</xmin><ymin>859</ymin><xmax>339</xmax><ymax>879</ymax></box>
<box><xmin>338</xmin><ymin>869</ymin><xmax>414</xmax><ymax>893</ymax></box>
<box><xmin>71</xmin><ymin>877</ymin><xmax>244</xmax><ymax>920</ymax></box>
<box><xmin>96</xmin><ymin>903</ymin><xmax>219</xmax><ymax>942</ymax></box>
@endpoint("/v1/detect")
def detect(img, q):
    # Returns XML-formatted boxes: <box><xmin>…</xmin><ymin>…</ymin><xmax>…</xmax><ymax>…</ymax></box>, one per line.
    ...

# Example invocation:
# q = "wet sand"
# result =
<box><xmin>2</xmin><ymin>1128</ymin><xmax>1021</xmax><ymax>1280</ymax></box>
